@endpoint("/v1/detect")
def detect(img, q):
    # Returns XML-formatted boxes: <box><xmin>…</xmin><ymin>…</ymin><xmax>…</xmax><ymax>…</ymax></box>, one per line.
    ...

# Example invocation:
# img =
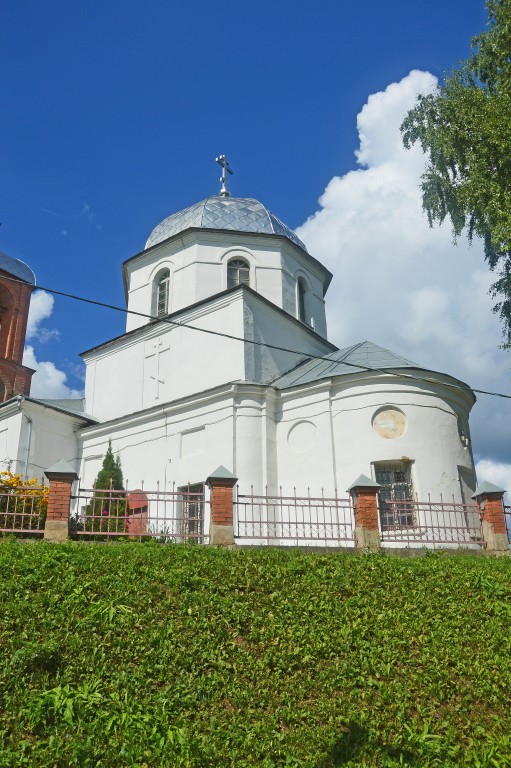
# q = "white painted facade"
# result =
<box><xmin>123</xmin><ymin>230</ymin><xmax>329</xmax><ymax>336</ymax></box>
<box><xmin>1</xmin><ymin>398</ymin><xmax>83</xmax><ymax>480</ymax></box>
<box><xmin>75</xmin><ymin>370</ymin><xmax>475</xmax><ymax>501</ymax></box>
<box><xmin>0</xmin><ymin>193</ymin><xmax>478</xmax><ymax>544</ymax></box>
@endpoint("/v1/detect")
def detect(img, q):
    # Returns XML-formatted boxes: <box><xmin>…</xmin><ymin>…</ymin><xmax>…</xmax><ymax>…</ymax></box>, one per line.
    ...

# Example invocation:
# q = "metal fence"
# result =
<box><xmin>235</xmin><ymin>487</ymin><xmax>355</xmax><ymax>545</ymax></box>
<box><xmin>379</xmin><ymin>497</ymin><xmax>483</xmax><ymax>547</ymax></box>
<box><xmin>72</xmin><ymin>483</ymin><xmax>209</xmax><ymax>543</ymax></box>
<box><xmin>234</xmin><ymin>489</ymin><xmax>486</xmax><ymax>549</ymax></box>
<box><xmin>0</xmin><ymin>485</ymin><xmax>47</xmax><ymax>537</ymax></box>
<box><xmin>505</xmin><ymin>506</ymin><xmax>511</xmax><ymax>543</ymax></box>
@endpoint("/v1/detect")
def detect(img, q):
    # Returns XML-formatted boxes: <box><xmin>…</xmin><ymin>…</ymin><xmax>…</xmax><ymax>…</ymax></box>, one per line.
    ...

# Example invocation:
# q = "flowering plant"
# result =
<box><xmin>0</xmin><ymin>471</ymin><xmax>49</xmax><ymax>532</ymax></box>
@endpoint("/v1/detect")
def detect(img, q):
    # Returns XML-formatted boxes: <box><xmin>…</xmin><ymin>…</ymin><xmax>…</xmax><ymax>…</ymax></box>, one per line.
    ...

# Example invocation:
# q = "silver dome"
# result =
<box><xmin>145</xmin><ymin>196</ymin><xmax>308</xmax><ymax>252</ymax></box>
<box><xmin>0</xmin><ymin>251</ymin><xmax>36</xmax><ymax>285</ymax></box>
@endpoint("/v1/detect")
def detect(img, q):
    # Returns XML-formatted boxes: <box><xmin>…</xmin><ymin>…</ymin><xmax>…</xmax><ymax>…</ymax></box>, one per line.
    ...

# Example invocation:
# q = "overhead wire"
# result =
<box><xmin>3</xmin><ymin>272</ymin><xmax>511</xmax><ymax>401</ymax></box>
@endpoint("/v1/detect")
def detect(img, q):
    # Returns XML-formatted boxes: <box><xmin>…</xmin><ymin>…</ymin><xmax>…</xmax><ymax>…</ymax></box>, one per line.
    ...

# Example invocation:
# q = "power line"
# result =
<box><xmin>4</xmin><ymin>273</ymin><xmax>511</xmax><ymax>401</ymax></box>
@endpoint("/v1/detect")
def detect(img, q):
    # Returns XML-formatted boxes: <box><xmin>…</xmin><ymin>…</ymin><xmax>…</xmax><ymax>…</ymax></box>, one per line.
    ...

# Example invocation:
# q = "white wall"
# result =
<box><xmin>123</xmin><ymin>230</ymin><xmax>329</xmax><ymax>336</ymax></box>
<box><xmin>79</xmin><ymin>386</ymin><xmax>237</xmax><ymax>490</ymax></box>
<box><xmin>83</xmin><ymin>291</ymin><xmax>247</xmax><ymax>422</ymax></box>
<box><xmin>0</xmin><ymin>406</ymin><xmax>22</xmax><ymax>474</ymax></box>
<box><xmin>0</xmin><ymin>401</ymin><xmax>82</xmax><ymax>481</ymax></box>
<box><xmin>243</xmin><ymin>291</ymin><xmax>334</xmax><ymax>385</ymax></box>
<box><xmin>78</xmin><ymin>371</ymin><xmax>475</xmax><ymax>508</ymax></box>
<box><xmin>275</xmin><ymin>374</ymin><xmax>476</xmax><ymax>501</ymax></box>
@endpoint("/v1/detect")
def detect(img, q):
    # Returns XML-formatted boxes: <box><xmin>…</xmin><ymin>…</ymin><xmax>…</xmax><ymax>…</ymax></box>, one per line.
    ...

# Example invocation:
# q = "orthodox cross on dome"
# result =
<box><xmin>215</xmin><ymin>155</ymin><xmax>233</xmax><ymax>197</ymax></box>
<box><xmin>145</xmin><ymin>337</ymin><xmax>170</xmax><ymax>400</ymax></box>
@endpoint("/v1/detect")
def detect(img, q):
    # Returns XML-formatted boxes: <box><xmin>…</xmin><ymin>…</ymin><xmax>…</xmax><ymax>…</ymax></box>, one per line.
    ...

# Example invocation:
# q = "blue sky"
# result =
<box><xmin>2</xmin><ymin>1</ymin><xmax>509</xmax><ymax>484</ymax></box>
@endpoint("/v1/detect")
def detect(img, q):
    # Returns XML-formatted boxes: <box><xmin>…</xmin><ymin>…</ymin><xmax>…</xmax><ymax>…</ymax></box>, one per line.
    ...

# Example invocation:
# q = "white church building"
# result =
<box><xmin>0</xmin><ymin>166</ymin><xmax>478</xmax><ymax>536</ymax></box>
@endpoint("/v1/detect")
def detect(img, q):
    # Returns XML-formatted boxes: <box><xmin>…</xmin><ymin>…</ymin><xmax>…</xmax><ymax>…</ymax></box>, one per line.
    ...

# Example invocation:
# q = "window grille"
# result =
<box><xmin>227</xmin><ymin>258</ymin><xmax>250</xmax><ymax>288</ymax></box>
<box><xmin>156</xmin><ymin>271</ymin><xmax>170</xmax><ymax>317</ymax></box>
<box><xmin>374</xmin><ymin>462</ymin><xmax>415</xmax><ymax>529</ymax></box>
<box><xmin>179</xmin><ymin>483</ymin><xmax>205</xmax><ymax>539</ymax></box>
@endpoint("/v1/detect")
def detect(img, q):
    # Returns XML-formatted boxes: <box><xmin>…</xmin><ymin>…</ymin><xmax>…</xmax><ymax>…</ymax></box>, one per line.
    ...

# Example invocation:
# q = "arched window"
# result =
<box><xmin>297</xmin><ymin>278</ymin><xmax>307</xmax><ymax>322</ymax></box>
<box><xmin>0</xmin><ymin>286</ymin><xmax>13</xmax><ymax>358</ymax></box>
<box><xmin>155</xmin><ymin>270</ymin><xmax>170</xmax><ymax>318</ymax></box>
<box><xmin>227</xmin><ymin>258</ymin><xmax>250</xmax><ymax>289</ymax></box>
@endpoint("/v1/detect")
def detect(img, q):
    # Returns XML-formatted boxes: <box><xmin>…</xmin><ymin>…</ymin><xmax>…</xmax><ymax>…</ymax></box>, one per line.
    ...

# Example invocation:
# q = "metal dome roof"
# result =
<box><xmin>0</xmin><ymin>250</ymin><xmax>36</xmax><ymax>285</ymax></box>
<box><xmin>145</xmin><ymin>196</ymin><xmax>308</xmax><ymax>252</ymax></box>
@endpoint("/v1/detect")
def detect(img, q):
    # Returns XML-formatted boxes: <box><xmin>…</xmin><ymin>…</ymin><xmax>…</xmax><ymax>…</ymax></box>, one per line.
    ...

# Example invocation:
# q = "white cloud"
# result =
<box><xmin>23</xmin><ymin>346</ymin><xmax>83</xmax><ymax>399</ymax></box>
<box><xmin>475</xmin><ymin>460</ymin><xmax>511</xmax><ymax>502</ymax></box>
<box><xmin>27</xmin><ymin>290</ymin><xmax>59</xmax><ymax>343</ymax></box>
<box><xmin>297</xmin><ymin>69</ymin><xmax>511</xmax><ymax>468</ymax></box>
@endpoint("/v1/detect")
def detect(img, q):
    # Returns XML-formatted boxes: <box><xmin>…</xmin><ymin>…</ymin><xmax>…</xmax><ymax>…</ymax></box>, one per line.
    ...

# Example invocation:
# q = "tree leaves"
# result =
<box><xmin>401</xmin><ymin>0</ymin><xmax>511</xmax><ymax>347</ymax></box>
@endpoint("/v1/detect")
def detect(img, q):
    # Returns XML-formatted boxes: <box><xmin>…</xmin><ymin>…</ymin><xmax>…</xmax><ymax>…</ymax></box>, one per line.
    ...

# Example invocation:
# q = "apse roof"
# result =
<box><xmin>272</xmin><ymin>340</ymin><xmax>453</xmax><ymax>390</ymax></box>
<box><xmin>145</xmin><ymin>196</ymin><xmax>308</xmax><ymax>252</ymax></box>
<box><xmin>0</xmin><ymin>251</ymin><xmax>36</xmax><ymax>285</ymax></box>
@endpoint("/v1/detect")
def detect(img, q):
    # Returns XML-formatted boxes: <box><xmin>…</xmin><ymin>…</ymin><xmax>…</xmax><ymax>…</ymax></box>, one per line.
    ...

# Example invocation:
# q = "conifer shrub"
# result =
<box><xmin>84</xmin><ymin>442</ymin><xmax>127</xmax><ymax>536</ymax></box>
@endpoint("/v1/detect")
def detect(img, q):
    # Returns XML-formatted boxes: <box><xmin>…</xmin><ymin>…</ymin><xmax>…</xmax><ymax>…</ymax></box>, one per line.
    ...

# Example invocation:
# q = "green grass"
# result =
<box><xmin>1</xmin><ymin>540</ymin><xmax>511</xmax><ymax>767</ymax></box>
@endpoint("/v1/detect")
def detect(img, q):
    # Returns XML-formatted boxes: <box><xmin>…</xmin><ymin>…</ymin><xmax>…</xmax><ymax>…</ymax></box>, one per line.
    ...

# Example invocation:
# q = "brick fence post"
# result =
<box><xmin>43</xmin><ymin>460</ymin><xmax>78</xmax><ymax>542</ymax></box>
<box><xmin>206</xmin><ymin>465</ymin><xmax>238</xmax><ymax>547</ymax></box>
<box><xmin>472</xmin><ymin>481</ymin><xmax>509</xmax><ymax>555</ymax></box>
<box><xmin>347</xmin><ymin>474</ymin><xmax>381</xmax><ymax>552</ymax></box>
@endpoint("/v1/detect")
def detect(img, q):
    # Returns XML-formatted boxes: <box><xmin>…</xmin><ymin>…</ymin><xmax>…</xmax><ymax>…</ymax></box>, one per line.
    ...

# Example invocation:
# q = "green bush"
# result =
<box><xmin>84</xmin><ymin>442</ymin><xmax>127</xmax><ymax>536</ymax></box>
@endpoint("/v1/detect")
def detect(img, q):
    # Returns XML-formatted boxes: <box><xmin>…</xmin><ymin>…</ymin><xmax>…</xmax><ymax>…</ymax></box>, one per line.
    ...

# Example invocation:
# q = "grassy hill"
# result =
<box><xmin>1</xmin><ymin>540</ymin><xmax>511</xmax><ymax>767</ymax></box>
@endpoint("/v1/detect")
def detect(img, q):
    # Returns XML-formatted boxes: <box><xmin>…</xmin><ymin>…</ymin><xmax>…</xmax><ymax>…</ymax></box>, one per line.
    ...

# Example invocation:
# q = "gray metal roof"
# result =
<box><xmin>37</xmin><ymin>398</ymin><xmax>97</xmax><ymax>422</ymax></box>
<box><xmin>0</xmin><ymin>251</ymin><xmax>36</xmax><ymax>285</ymax></box>
<box><xmin>472</xmin><ymin>480</ymin><xmax>507</xmax><ymax>497</ymax></box>
<box><xmin>145</xmin><ymin>196</ymin><xmax>308</xmax><ymax>252</ymax></box>
<box><xmin>346</xmin><ymin>475</ymin><xmax>381</xmax><ymax>492</ymax></box>
<box><xmin>273</xmin><ymin>341</ymin><xmax>421</xmax><ymax>389</ymax></box>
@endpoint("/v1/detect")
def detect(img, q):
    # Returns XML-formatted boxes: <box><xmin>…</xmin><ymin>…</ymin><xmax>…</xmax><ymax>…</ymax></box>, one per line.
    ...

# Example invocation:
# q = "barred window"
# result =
<box><xmin>178</xmin><ymin>483</ymin><xmax>205</xmax><ymax>542</ymax></box>
<box><xmin>227</xmin><ymin>258</ymin><xmax>250</xmax><ymax>288</ymax></box>
<box><xmin>374</xmin><ymin>462</ymin><xmax>415</xmax><ymax>529</ymax></box>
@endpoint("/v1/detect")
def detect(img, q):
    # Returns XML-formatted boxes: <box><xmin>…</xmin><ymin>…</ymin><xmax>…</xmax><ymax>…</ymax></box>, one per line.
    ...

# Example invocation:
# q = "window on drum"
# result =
<box><xmin>227</xmin><ymin>258</ymin><xmax>250</xmax><ymax>289</ymax></box>
<box><xmin>155</xmin><ymin>270</ymin><xmax>170</xmax><ymax>317</ymax></box>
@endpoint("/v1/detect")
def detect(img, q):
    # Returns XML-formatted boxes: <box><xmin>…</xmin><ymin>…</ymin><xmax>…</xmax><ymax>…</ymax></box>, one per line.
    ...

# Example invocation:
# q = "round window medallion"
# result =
<box><xmin>287</xmin><ymin>421</ymin><xmax>317</xmax><ymax>453</ymax></box>
<box><xmin>372</xmin><ymin>408</ymin><xmax>406</xmax><ymax>439</ymax></box>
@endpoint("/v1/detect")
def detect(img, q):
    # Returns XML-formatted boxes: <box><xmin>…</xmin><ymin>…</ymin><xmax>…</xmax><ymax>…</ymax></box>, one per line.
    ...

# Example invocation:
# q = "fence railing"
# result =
<box><xmin>0</xmin><ymin>485</ymin><xmax>48</xmax><ymax>537</ymax></box>
<box><xmin>379</xmin><ymin>497</ymin><xmax>483</xmax><ymax>546</ymax></box>
<box><xmin>235</xmin><ymin>488</ymin><xmax>355</xmax><ymax>545</ymax></box>
<box><xmin>72</xmin><ymin>484</ymin><xmax>209</xmax><ymax>543</ymax></box>
<box><xmin>505</xmin><ymin>506</ymin><xmax>511</xmax><ymax>543</ymax></box>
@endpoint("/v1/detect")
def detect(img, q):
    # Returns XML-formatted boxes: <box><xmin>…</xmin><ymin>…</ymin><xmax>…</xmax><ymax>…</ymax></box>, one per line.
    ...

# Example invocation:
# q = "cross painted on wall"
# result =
<box><xmin>145</xmin><ymin>337</ymin><xmax>170</xmax><ymax>399</ymax></box>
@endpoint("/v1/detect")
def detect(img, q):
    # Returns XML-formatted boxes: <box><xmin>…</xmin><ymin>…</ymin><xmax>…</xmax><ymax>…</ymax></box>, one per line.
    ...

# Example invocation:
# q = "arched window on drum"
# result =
<box><xmin>297</xmin><ymin>277</ymin><xmax>308</xmax><ymax>323</ymax></box>
<box><xmin>227</xmin><ymin>258</ymin><xmax>250</xmax><ymax>289</ymax></box>
<box><xmin>154</xmin><ymin>269</ymin><xmax>170</xmax><ymax>318</ymax></box>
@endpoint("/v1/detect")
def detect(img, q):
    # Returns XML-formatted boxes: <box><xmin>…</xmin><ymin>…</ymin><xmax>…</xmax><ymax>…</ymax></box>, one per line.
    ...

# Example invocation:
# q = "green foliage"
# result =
<box><xmin>94</xmin><ymin>441</ymin><xmax>125</xmax><ymax>492</ymax></box>
<box><xmin>85</xmin><ymin>441</ymin><xmax>127</xmax><ymax>535</ymax></box>
<box><xmin>401</xmin><ymin>0</ymin><xmax>511</xmax><ymax>347</ymax></box>
<box><xmin>0</xmin><ymin>472</ymin><xmax>48</xmax><ymax>534</ymax></box>
<box><xmin>1</xmin><ymin>541</ymin><xmax>511</xmax><ymax>766</ymax></box>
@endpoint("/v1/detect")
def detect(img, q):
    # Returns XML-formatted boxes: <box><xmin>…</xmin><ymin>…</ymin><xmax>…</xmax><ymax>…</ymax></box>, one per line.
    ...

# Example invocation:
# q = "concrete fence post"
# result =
<box><xmin>347</xmin><ymin>474</ymin><xmax>381</xmax><ymax>552</ymax></box>
<box><xmin>43</xmin><ymin>460</ymin><xmax>78</xmax><ymax>542</ymax></box>
<box><xmin>472</xmin><ymin>481</ymin><xmax>509</xmax><ymax>555</ymax></box>
<box><xmin>206</xmin><ymin>465</ymin><xmax>238</xmax><ymax>547</ymax></box>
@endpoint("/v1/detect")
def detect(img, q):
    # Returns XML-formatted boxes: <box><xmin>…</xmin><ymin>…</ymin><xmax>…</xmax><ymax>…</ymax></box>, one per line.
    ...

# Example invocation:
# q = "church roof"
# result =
<box><xmin>145</xmin><ymin>196</ymin><xmax>308</xmax><ymax>252</ymax></box>
<box><xmin>37</xmin><ymin>398</ymin><xmax>96</xmax><ymax>421</ymax></box>
<box><xmin>0</xmin><ymin>250</ymin><xmax>36</xmax><ymax>285</ymax></box>
<box><xmin>0</xmin><ymin>396</ymin><xmax>97</xmax><ymax>424</ymax></box>
<box><xmin>272</xmin><ymin>340</ymin><xmax>462</xmax><ymax>390</ymax></box>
